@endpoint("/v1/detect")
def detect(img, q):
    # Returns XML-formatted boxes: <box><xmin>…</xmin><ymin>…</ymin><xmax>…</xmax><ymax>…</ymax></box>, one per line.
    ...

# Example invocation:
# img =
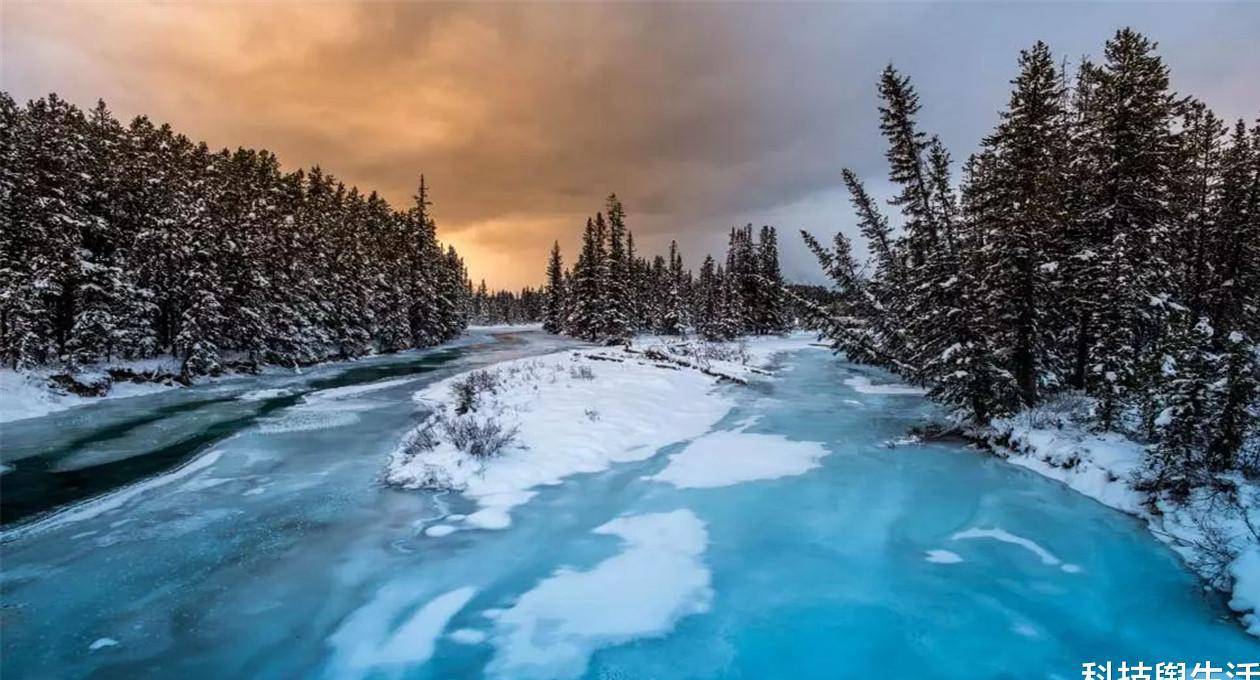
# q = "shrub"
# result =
<box><xmin>451</xmin><ymin>369</ymin><xmax>500</xmax><ymax>415</ymax></box>
<box><xmin>439</xmin><ymin>413</ymin><xmax>518</xmax><ymax>459</ymax></box>
<box><xmin>569</xmin><ymin>364</ymin><xmax>595</xmax><ymax>380</ymax></box>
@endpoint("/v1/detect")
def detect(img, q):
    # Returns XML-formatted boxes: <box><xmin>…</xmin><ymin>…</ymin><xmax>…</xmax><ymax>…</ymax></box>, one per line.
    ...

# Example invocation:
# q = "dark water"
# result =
<box><xmin>0</xmin><ymin>336</ymin><xmax>529</xmax><ymax>527</ymax></box>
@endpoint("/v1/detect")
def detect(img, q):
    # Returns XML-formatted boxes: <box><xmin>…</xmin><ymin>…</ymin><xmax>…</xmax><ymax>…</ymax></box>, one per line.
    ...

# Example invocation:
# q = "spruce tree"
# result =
<box><xmin>542</xmin><ymin>241</ymin><xmax>566</xmax><ymax>334</ymax></box>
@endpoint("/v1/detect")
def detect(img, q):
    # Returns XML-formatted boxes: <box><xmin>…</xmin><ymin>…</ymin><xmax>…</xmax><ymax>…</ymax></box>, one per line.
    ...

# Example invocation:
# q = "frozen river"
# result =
<box><xmin>1</xmin><ymin>331</ymin><xmax>1256</xmax><ymax>678</ymax></box>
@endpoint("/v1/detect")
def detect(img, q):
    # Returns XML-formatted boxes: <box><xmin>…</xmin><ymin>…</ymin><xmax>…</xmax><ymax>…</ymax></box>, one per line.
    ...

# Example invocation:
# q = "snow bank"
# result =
<box><xmin>649</xmin><ymin>431</ymin><xmax>828</xmax><ymax>489</ymax></box>
<box><xmin>843</xmin><ymin>374</ymin><xmax>927</xmax><ymax>396</ymax></box>
<box><xmin>987</xmin><ymin>411</ymin><xmax>1260</xmax><ymax>634</ymax></box>
<box><xmin>386</xmin><ymin>336</ymin><xmax>818</xmax><ymax>531</ymax></box>
<box><xmin>0</xmin><ymin>367</ymin><xmax>176</xmax><ymax>424</ymax></box>
<box><xmin>486</xmin><ymin>510</ymin><xmax>712</xmax><ymax>680</ymax></box>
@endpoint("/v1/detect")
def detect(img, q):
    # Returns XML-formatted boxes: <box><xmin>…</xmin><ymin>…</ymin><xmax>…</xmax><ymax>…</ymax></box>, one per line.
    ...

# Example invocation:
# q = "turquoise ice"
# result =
<box><xmin>1</xmin><ymin>333</ymin><xmax>1255</xmax><ymax>678</ymax></box>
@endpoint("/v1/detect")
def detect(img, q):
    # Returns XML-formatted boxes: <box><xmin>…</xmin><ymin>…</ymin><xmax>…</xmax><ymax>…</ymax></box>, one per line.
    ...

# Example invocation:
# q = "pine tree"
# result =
<box><xmin>542</xmin><ymin>241</ymin><xmax>566</xmax><ymax>334</ymax></box>
<box><xmin>659</xmin><ymin>241</ymin><xmax>688</xmax><ymax>336</ymax></box>
<box><xmin>976</xmin><ymin>41</ymin><xmax>1072</xmax><ymax>406</ymax></box>
<box><xmin>755</xmin><ymin>225</ymin><xmax>787</xmax><ymax>334</ymax></box>
<box><xmin>603</xmin><ymin>195</ymin><xmax>631</xmax><ymax>342</ymax></box>
<box><xmin>1078</xmin><ymin>30</ymin><xmax>1178</xmax><ymax>428</ymax></box>
<box><xmin>568</xmin><ymin>217</ymin><xmax>607</xmax><ymax>341</ymax></box>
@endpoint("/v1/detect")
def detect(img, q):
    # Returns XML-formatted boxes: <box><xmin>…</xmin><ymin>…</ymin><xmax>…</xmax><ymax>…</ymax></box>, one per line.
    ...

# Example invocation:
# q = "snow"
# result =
<box><xmin>449</xmin><ymin>628</ymin><xmax>487</xmax><ymax>645</ymax></box>
<box><xmin>952</xmin><ymin>527</ymin><xmax>1080</xmax><ymax>573</ymax></box>
<box><xmin>1229</xmin><ymin>548</ymin><xmax>1260</xmax><ymax>636</ymax></box>
<box><xmin>485</xmin><ymin>510</ymin><xmax>712</xmax><ymax>680</ymax></box>
<box><xmin>0</xmin><ymin>367</ymin><xmax>174</xmax><ymax>424</ymax></box>
<box><xmin>466</xmin><ymin>323</ymin><xmax>545</xmax><ymax>333</ymax></box>
<box><xmin>88</xmin><ymin>638</ymin><xmax>119</xmax><ymax>651</ymax></box>
<box><xmin>924</xmin><ymin>549</ymin><xmax>963</xmax><ymax>564</ymax></box>
<box><xmin>386</xmin><ymin>335</ymin><xmax>819</xmax><ymax>532</ymax></box>
<box><xmin>649</xmin><ymin>431</ymin><xmax>828</xmax><ymax>489</ymax></box>
<box><xmin>843</xmin><ymin>374</ymin><xmax>927</xmax><ymax>395</ymax></box>
<box><xmin>326</xmin><ymin>586</ymin><xmax>477</xmax><ymax>676</ymax></box>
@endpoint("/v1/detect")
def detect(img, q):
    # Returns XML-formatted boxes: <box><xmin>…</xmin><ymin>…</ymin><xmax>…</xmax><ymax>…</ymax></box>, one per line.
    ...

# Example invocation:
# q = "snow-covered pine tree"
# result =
<box><xmin>975</xmin><ymin>41</ymin><xmax>1072</xmax><ymax>406</ymax></box>
<box><xmin>603</xmin><ymin>195</ymin><xmax>632</xmax><ymax>342</ymax></box>
<box><xmin>1076</xmin><ymin>30</ymin><xmax>1178</xmax><ymax>429</ymax></box>
<box><xmin>754</xmin><ymin>226</ymin><xmax>787</xmax><ymax>334</ymax></box>
<box><xmin>658</xmin><ymin>241</ymin><xmax>688</xmax><ymax>336</ymax></box>
<box><xmin>568</xmin><ymin>217</ymin><xmax>607</xmax><ymax>341</ymax></box>
<box><xmin>542</xmin><ymin>241</ymin><xmax>566</xmax><ymax>334</ymax></box>
<box><xmin>694</xmin><ymin>255</ymin><xmax>729</xmax><ymax>341</ymax></box>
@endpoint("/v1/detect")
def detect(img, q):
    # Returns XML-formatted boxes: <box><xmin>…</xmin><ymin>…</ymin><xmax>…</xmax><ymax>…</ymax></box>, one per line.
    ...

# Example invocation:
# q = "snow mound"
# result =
<box><xmin>486</xmin><ymin>510</ymin><xmax>711</xmax><ymax>680</ymax></box>
<box><xmin>649</xmin><ymin>431</ymin><xmax>828</xmax><ymax>489</ymax></box>
<box><xmin>387</xmin><ymin>347</ymin><xmax>741</xmax><ymax>530</ymax></box>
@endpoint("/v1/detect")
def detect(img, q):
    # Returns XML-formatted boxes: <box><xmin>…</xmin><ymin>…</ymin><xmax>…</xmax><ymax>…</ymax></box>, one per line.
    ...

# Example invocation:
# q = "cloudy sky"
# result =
<box><xmin>4</xmin><ymin>1</ymin><xmax>1258</xmax><ymax>288</ymax></box>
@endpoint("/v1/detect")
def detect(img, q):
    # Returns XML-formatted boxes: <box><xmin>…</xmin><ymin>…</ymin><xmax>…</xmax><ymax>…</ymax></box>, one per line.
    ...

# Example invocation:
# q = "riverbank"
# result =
<box><xmin>977</xmin><ymin>405</ymin><xmax>1260</xmax><ymax>637</ymax></box>
<box><xmin>0</xmin><ymin>329</ymin><xmax>531</xmax><ymax>425</ymax></box>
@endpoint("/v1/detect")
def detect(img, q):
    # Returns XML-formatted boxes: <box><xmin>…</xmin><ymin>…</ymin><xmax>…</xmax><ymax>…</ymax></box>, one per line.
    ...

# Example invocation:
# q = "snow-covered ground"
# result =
<box><xmin>984</xmin><ymin>407</ymin><xmax>1260</xmax><ymax>636</ymax></box>
<box><xmin>385</xmin><ymin>334</ymin><xmax>817</xmax><ymax>533</ymax></box>
<box><xmin>0</xmin><ymin>360</ymin><xmax>186</xmax><ymax>424</ymax></box>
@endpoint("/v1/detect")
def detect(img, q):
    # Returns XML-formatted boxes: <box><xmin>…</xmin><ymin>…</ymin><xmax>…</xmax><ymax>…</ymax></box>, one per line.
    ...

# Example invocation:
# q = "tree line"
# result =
<box><xmin>469</xmin><ymin>282</ymin><xmax>543</xmax><ymax>327</ymax></box>
<box><xmin>540</xmin><ymin>196</ymin><xmax>791</xmax><ymax>343</ymax></box>
<box><xmin>0</xmin><ymin>93</ymin><xmax>470</xmax><ymax>376</ymax></box>
<box><xmin>805</xmin><ymin>29</ymin><xmax>1259</xmax><ymax>493</ymax></box>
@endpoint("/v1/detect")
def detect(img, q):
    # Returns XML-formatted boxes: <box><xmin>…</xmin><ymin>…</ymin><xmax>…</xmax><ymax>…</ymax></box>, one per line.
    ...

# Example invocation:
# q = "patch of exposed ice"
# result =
<box><xmin>2</xmin><ymin>449</ymin><xmax>225</xmax><ymax>541</ymax></box>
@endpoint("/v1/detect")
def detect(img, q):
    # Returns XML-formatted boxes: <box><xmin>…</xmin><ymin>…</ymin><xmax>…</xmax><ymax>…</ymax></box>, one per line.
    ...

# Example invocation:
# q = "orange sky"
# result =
<box><xmin>5</xmin><ymin>1</ymin><xmax>1258</xmax><ymax>289</ymax></box>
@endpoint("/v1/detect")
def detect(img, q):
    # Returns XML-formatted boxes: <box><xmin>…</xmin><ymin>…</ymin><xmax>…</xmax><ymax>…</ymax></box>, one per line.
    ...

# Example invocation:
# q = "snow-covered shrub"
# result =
<box><xmin>439</xmin><ymin>413</ymin><xmax>518</xmax><ymax>459</ymax></box>
<box><xmin>570</xmin><ymin>364</ymin><xmax>595</xmax><ymax>380</ymax></box>
<box><xmin>398</xmin><ymin>420</ymin><xmax>440</xmax><ymax>458</ymax></box>
<box><xmin>1017</xmin><ymin>390</ymin><xmax>1094</xmax><ymax>430</ymax></box>
<box><xmin>451</xmin><ymin>369</ymin><xmax>500</xmax><ymax>415</ymax></box>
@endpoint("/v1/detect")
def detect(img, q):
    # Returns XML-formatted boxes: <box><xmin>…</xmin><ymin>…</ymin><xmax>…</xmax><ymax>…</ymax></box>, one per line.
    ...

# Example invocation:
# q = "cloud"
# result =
<box><xmin>4</xmin><ymin>2</ymin><xmax>1258</xmax><ymax>288</ymax></box>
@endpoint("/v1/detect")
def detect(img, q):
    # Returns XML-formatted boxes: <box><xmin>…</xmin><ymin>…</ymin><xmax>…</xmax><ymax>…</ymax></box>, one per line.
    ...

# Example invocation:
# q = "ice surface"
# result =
<box><xmin>2</xmin><ymin>334</ymin><xmax>1256</xmax><ymax>679</ymax></box>
<box><xmin>648</xmin><ymin>431</ymin><xmax>828</xmax><ymax>489</ymax></box>
<box><xmin>486</xmin><ymin>510</ymin><xmax>712</xmax><ymax>680</ymax></box>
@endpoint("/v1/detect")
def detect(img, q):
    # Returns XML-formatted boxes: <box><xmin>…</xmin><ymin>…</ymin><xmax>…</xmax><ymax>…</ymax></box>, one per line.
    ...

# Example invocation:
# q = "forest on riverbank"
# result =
<box><xmin>801</xmin><ymin>29</ymin><xmax>1258</xmax><ymax>497</ymax></box>
<box><xmin>0</xmin><ymin>95</ymin><xmax>470</xmax><ymax>377</ymax></box>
